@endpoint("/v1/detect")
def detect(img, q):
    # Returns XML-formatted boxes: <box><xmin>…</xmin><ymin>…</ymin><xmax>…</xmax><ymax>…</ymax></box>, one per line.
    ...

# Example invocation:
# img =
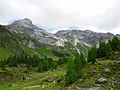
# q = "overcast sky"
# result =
<box><xmin>0</xmin><ymin>0</ymin><xmax>120</xmax><ymax>34</ymax></box>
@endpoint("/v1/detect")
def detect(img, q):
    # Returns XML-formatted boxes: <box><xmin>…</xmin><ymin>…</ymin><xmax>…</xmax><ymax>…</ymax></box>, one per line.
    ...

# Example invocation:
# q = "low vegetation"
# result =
<box><xmin>0</xmin><ymin>25</ymin><xmax>120</xmax><ymax>90</ymax></box>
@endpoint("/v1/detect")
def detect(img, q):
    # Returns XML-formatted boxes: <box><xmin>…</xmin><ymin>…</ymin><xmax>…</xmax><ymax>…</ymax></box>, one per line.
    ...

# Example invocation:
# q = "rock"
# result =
<box><xmin>7</xmin><ymin>18</ymin><xmax>64</xmax><ymax>46</ymax></box>
<box><xmin>103</xmin><ymin>68</ymin><xmax>110</xmax><ymax>72</ymax></box>
<box><xmin>87</xmin><ymin>87</ymin><xmax>101</xmax><ymax>90</ymax></box>
<box><xmin>12</xmin><ymin>84</ymin><xmax>17</xmax><ymax>87</ymax></box>
<box><xmin>42</xmin><ymin>85</ymin><xmax>46</xmax><ymax>88</ymax></box>
<box><xmin>97</xmin><ymin>77</ymin><xmax>107</xmax><ymax>83</ymax></box>
<box><xmin>54</xmin><ymin>30</ymin><xmax>115</xmax><ymax>45</ymax></box>
<box><xmin>43</xmin><ymin>76</ymin><xmax>63</xmax><ymax>83</ymax></box>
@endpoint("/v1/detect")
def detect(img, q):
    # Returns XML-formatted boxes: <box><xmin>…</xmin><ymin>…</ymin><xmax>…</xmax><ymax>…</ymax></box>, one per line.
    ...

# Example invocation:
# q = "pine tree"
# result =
<box><xmin>105</xmin><ymin>42</ymin><xmax>112</xmax><ymax>56</ymax></box>
<box><xmin>87</xmin><ymin>45</ymin><xmax>97</xmax><ymax>64</ymax></box>
<box><xmin>42</xmin><ymin>57</ymin><xmax>49</xmax><ymax>71</ymax></box>
<box><xmin>0</xmin><ymin>60</ymin><xmax>6</xmax><ymax>70</ymax></box>
<box><xmin>74</xmin><ymin>53</ymin><xmax>82</xmax><ymax>78</ymax></box>
<box><xmin>37</xmin><ymin>62</ymin><xmax>43</xmax><ymax>72</ymax></box>
<box><xmin>97</xmin><ymin>41</ymin><xmax>106</xmax><ymax>58</ymax></box>
<box><xmin>110</xmin><ymin>36</ymin><xmax>120</xmax><ymax>51</ymax></box>
<box><xmin>80</xmin><ymin>52</ymin><xmax>86</xmax><ymax>67</ymax></box>
<box><xmin>65</xmin><ymin>56</ymin><xmax>77</xmax><ymax>85</ymax></box>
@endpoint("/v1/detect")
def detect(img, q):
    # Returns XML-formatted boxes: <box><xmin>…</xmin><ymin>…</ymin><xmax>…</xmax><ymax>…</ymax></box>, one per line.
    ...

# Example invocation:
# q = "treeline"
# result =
<box><xmin>0</xmin><ymin>36</ymin><xmax>119</xmax><ymax>85</ymax></box>
<box><xmin>88</xmin><ymin>36</ymin><xmax>120</xmax><ymax>63</ymax></box>
<box><xmin>0</xmin><ymin>54</ymin><xmax>68</xmax><ymax>72</ymax></box>
<box><xmin>65</xmin><ymin>36</ymin><xmax>120</xmax><ymax>85</ymax></box>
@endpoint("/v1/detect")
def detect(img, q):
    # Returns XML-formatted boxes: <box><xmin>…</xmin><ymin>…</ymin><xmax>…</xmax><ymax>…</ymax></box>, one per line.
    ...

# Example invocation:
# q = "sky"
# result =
<box><xmin>0</xmin><ymin>0</ymin><xmax>120</xmax><ymax>34</ymax></box>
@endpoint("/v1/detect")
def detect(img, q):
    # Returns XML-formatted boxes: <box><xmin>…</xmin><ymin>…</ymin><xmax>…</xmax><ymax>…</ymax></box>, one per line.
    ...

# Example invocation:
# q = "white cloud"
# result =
<box><xmin>0</xmin><ymin>0</ymin><xmax>120</xmax><ymax>34</ymax></box>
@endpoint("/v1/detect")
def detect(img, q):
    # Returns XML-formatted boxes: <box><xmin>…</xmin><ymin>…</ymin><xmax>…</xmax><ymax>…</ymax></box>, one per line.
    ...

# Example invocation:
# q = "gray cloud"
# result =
<box><xmin>0</xmin><ymin>0</ymin><xmax>120</xmax><ymax>34</ymax></box>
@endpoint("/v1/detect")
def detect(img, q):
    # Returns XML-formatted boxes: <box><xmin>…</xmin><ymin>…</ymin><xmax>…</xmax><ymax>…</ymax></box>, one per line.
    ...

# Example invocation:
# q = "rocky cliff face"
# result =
<box><xmin>6</xmin><ymin>18</ymin><xmax>64</xmax><ymax>46</ymax></box>
<box><xmin>4</xmin><ymin>18</ymin><xmax>119</xmax><ymax>46</ymax></box>
<box><xmin>54</xmin><ymin>30</ymin><xmax>115</xmax><ymax>45</ymax></box>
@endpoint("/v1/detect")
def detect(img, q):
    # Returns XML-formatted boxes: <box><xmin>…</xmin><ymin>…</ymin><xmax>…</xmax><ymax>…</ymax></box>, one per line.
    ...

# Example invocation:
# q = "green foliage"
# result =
<box><xmin>97</xmin><ymin>41</ymin><xmax>112</xmax><ymax>58</ymax></box>
<box><xmin>105</xmin><ymin>42</ymin><xmax>112</xmax><ymax>56</ymax></box>
<box><xmin>51</xmin><ymin>61</ymin><xmax>58</xmax><ymax>69</ymax></box>
<box><xmin>0</xmin><ymin>48</ymin><xmax>12</xmax><ymax>59</ymax></box>
<box><xmin>80</xmin><ymin>52</ymin><xmax>87</xmax><ymax>67</ymax></box>
<box><xmin>0</xmin><ymin>60</ymin><xmax>6</xmax><ymax>70</ymax></box>
<box><xmin>37</xmin><ymin>62</ymin><xmax>43</xmax><ymax>73</ymax></box>
<box><xmin>65</xmin><ymin>51</ymin><xmax>87</xmax><ymax>85</ymax></box>
<box><xmin>87</xmin><ymin>45</ymin><xmax>97</xmax><ymax>64</ymax></box>
<box><xmin>41</xmin><ymin>57</ymin><xmax>49</xmax><ymax>71</ymax></box>
<box><xmin>97</xmin><ymin>41</ymin><xmax>106</xmax><ymax>58</ymax></box>
<box><xmin>109</xmin><ymin>36</ymin><xmax>120</xmax><ymax>51</ymax></box>
<box><xmin>58</xmin><ymin>56</ymin><xmax>68</xmax><ymax>65</ymax></box>
<box><xmin>65</xmin><ymin>56</ymin><xmax>77</xmax><ymax>85</ymax></box>
<box><xmin>74</xmin><ymin>52</ymin><xmax>86</xmax><ymax>78</ymax></box>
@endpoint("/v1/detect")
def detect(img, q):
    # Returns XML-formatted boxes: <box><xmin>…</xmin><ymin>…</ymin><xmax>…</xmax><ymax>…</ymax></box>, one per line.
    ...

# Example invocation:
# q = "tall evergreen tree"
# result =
<box><xmin>110</xmin><ymin>36</ymin><xmax>120</xmax><ymax>51</ymax></box>
<box><xmin>87</xmin><ymin>45</ymin><xmax>97</xmax><ymax>64</ymax></box>
<box><xmin>74</xmin><ymin>52</ymin><xmax>86</xmax><ymax>78</ymax></box>
<box><xmin>65</xmin><ymin>56</ymin><xmax>77</xmax><ymax>85</ymax></box>
<box><xmin>42</xmin><ymin>57</ymin><xmax>49</xmax><ymax>71</ymax></box>
<box><xmin>97</xmin><ymin>41</ymin><xmax>107</xmax><ymax>58</ymax></box>
<box><xmin>37</xmin><ymin>62</ymin><xmax>43</xmax><ymax>73</ymax></box>
<box><xmin>97</xmin><ymin>41</ymin><xmax>112</xmax><ymax>58</ymax></box>
<box><xmin>105</xmin><ymin>42</ymin><xmax>112</xmax><ymax>56</ymax></box>
<box><xmin>80</xmin><ymin>52</ymin><xmax>86</xmax><ymax>67</ymax></box>
<box><xmin>74</xmin><ymin>53</ymin><xmax>82</xmax><ymax>78</ymax></box>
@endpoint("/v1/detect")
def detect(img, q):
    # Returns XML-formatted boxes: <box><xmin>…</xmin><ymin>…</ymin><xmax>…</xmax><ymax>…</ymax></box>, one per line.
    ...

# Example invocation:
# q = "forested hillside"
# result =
<box><xmin>0</xmin><ymin>24</ymin><xmax>120</xmax><ymax>90</ymax></box>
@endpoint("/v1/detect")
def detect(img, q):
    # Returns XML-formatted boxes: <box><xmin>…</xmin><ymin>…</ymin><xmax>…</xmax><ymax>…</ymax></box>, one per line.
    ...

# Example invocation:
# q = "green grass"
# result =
<box><xmin>0</xmin><ymin>65</ymin><xmax>66</xmax><ymax>90</ymax></box>
<box><xmin>70</xmin><ymin>60</ymin><xmax>120</xmax><ymax>90</ymax></box>
<box><xmin>0</xmin><ymin>60</ymin><xmax>120</xmax><ymax>90</ymax></box>
<box><xmin>0</xmin><ymin>48</ymin><xmax>12</xmax><ymax>59</ymax></box>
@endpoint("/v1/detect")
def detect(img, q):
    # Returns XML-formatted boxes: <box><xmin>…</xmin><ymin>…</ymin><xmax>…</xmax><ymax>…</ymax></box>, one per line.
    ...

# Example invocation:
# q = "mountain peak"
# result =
<box><xmin>22</xmin><ymin>18</ymin><xmax>32</xmax><ymax>24</ymax></box>
<box><xmin>11</xmin><ymin>18</ymin><xmax>33</xmax><ymax>27</ymax></box>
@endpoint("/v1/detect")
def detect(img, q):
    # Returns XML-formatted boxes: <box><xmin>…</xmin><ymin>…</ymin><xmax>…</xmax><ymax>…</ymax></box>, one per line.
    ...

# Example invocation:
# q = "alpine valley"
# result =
<box><xmin>0</xmin><ymin>18</ymin><xmax>120</xmax><ymax>90</ymax></box>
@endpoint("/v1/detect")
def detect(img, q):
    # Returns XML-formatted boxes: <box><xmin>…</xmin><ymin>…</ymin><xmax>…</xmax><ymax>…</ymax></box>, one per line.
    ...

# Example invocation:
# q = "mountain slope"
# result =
<box><xmin>0</xmin><ymin>25</ymin><xmax>43</xmax><ymax>59</ymax></box>
<box><xmin>6</xmin><ymin>18</ymin><xmax>64</xmax><ymax>46</ymax></box>
<box><xmin>54</xmin><ymin>30</ymin><xmax>115</xmax><ymax>45</ymax></box>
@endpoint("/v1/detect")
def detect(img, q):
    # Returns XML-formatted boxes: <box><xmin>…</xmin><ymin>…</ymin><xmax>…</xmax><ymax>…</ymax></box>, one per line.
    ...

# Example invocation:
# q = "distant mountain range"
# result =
<box><xmin>1</xmin><ymin>18</ymin><xmax>120</xmax><ymax>46</ymax></box>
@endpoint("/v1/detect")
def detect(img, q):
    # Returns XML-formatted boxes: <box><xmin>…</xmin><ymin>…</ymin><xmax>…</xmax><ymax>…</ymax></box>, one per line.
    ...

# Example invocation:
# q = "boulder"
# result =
<box><xmin>97</xmin><ymin>77</ymin><xmax>107</xmax><ymax>83</ymax></box>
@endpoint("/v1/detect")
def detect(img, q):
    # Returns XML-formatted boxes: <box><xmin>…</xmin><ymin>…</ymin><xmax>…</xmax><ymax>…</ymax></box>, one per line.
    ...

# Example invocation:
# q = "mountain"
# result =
<box><xmin>6</xmin><ymin>18</ymin><xmax>64</xmax><ymax>46</ymax></box>
<box><xmin>4</xmin><ymin>18</ymin><xmax>120</xmax><ymax>46</ymax></box>
<box><xmin>0</xmin><ymin>24</ymin><xmax>43</xmax><ymax>59</ymax></box>
<box><xmin>0</xmin><ymin>18</ymin><xmax>120</xmax><ymax>90</ymax></box>
<box><xmin>54</xmin><ymin>30</ymin><xmax>116</xmax><ymax>45</ymax></box>
<box><xmin>0</xmin><ymin>23</ymin><xmax>88</xmax><ymax>60</ymax></box>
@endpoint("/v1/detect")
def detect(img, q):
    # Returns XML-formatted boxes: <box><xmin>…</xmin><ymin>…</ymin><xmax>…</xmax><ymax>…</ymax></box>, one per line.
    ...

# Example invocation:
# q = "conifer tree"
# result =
<box><xmin>42</xmin><ymin>57</ymin><xmax>49</xmax><ymax>71</ymax></box>
<box><xmin>87</xmin><ymin>45</ymin><xmax>97</xmax><ymax>64</ymax></box>
<box><xmin>65</xmin><ymin>56</ymin><xmax>77</xmax><ymax>85</ymax></box>
<box><xmin>37</xmin><ymin>62</ymin><xmax>43</xmax><ymax>72</ymax></box>
<box><xmin>0</xmin><ymin>60</ymin><xmax>6</xmax><ymax>70</ymax></box>
<box><xmin>74</xmin><ymin>53</ymin><xmax>82</xmax><ymax>78</ymax></box>
<box><xmin>80</xmin><ymin>52</ymin><xmax>86</xmax><ymax>67</ymax></box>
<box><xmin>105</xmin><ymin>42</ymin><xmax>112</xmax><ymax>56</ymax></box>
<box><xmin>110</xmin><ymin>36</ymin><xmax>120</xmax><ymax>51</ymax></box>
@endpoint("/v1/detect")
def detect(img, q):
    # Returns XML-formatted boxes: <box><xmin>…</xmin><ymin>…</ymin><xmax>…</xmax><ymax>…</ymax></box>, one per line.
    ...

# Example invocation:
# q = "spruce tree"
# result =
<box><xmin>87</xmin><ymin>45</ymin><xmax>97</xmax><ymax>64</ymax></box>
<box><xmin>74</xmin><ymin>53</ymin><xmax>82</xmax><ymax>78</ymax></box>
<box><xmin>105</xmin><ymin>42</ymin><xmax>112</xmax><ymax>56</ymax></box>
<box><xmin>42</xmin><ymin>57</ymin><xmax>49</xmax><ymax>71</ymax></box>
<box><xmin>80</xmin><ymin>52</ymin><xmax>86</xmax><ymax>67</ymax></box>
<box><xmin>97</xmin><ymin>41</ymin><xmax>106</xmax><ymax>58</ymax></box>
<box><xmin>0</xmin><ymin>60</ymin><xmax>6</xmax><ymax>70</ymax></box>
<box><xmin>65</xmin><ymin>56</ymin><xmax>77</xmax><ymax>85</ymax></box>
<box><xmin>37</xmin><ymin>62</ymin><xmax>43</xmax><ymax>73</ymax></box>
<box><xmin>111</xmin><ymin>36</ymin><xmax>120</xmax><ymax>51</ymax></box>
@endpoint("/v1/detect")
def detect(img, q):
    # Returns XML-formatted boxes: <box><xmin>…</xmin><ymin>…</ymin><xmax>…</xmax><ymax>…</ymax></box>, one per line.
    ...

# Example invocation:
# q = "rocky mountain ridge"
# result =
<box><xmin>6</xmin><ymin>18</ymin><xmax>64</xmax><ymax>46</ymax></box>
<box><xmin>3</xmin><ymin>18</ymin><xmax>120</xmax><ymax>46</ymax></box>
<box><xmin>54</xmin><ymin>30</ymin><xmax>116</xmax><ymax>45</ymax></box>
